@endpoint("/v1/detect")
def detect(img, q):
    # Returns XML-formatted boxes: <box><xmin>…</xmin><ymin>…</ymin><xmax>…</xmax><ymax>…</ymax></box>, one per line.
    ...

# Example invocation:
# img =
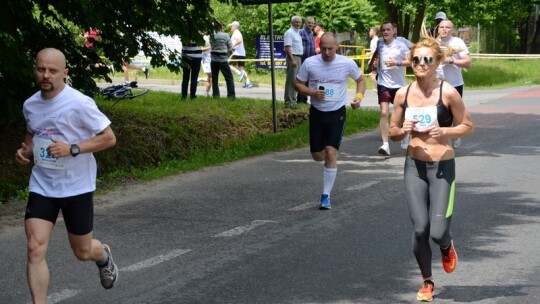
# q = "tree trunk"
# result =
<box><xmin>531</xmin><ymin>14</ymin><xmax>540</xmax><ymax>53</ymax></box>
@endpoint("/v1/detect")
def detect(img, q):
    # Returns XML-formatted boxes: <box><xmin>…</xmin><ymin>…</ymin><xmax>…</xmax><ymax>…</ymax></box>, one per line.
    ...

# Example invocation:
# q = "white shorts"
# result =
<box><xmin>202</xmin><ymin>60</ymin><xmax>211</xmax><ymax>74</ymax></box>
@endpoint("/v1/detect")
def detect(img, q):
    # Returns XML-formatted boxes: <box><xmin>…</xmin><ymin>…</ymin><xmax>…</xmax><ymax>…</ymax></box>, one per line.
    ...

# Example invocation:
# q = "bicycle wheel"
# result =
<box><xmin>112</xmin><ymin>88</ymin><xmax>129</xmax><ymax>99</ymax></box>
<box><xmin>126</xmin><ymin>87</ymin><xmax>148</xmax><ymax>99</ymax></box>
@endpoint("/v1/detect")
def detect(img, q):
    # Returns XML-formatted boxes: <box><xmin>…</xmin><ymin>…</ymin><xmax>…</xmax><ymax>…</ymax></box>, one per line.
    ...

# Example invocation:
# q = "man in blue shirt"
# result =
<box><xmin>297</xmin><ymin>16</ymin><xmax>316</xmax><ymax>104</ymax></box>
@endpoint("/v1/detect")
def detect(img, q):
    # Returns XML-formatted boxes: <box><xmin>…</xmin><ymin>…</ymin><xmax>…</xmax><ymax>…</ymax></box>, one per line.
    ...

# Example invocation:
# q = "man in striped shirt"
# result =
<box><xmin>182</xmin><ymin>39</ymin><xmax>210</xmax><ymax>100</ymax></box>
<box><xmin>210</xmin><ymin>22</ymin><xmax>236</xmax><ymax>99</ymax></box>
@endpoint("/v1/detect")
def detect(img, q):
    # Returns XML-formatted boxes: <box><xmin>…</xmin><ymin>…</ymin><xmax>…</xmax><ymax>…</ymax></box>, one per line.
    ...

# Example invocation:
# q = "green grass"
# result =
<box><xmin>2</xmin><ymin>58</ymin><xmax>538</xmax><ymax>202</ymax></box>
<box><xmin>463</xmin><ymin>58</ymin><xmax>540</xmax><ymax>88</ymax></box>
<box><xmin>91</xmin><ymin>92</ymin><xmax>380</xmax><ymax>193</ymax></box>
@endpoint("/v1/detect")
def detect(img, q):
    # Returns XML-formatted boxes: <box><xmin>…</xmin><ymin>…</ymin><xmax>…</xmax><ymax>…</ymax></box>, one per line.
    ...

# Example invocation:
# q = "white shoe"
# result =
<box><xmin>452</xmin><ymin>138</ymin><xmax>462</xmax><ymax>148</ymax></box>
<box><xmin>378</xmin><ymin>143</ymin><xmax>390</xmax><ymax>156</ymax></box>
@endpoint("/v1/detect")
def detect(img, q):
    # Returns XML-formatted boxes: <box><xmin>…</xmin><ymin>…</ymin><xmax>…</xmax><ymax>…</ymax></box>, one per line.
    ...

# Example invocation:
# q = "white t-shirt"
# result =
<box><xmin>23</xmin><ymin>85</ymin><xmax>112</xmax><ymax>198</ymax></box>
<box><xmin>370</xmin><ymin>36</ymin><xmax>378</xmax><ymax>53</ymax></box>
<box><xmin>202</xmin><ymin>35</ymin><xmax>211</xmax><ymax>63</ymax></box>
<box><xmin>297</xmin><ymin>54</ymin><xmax>362</xmax><ymax>112</ymax></box>
<box><xmin>231</xmin><ymin>29</ymin><xmax>245</xmax><ymax>56</ymax></box>
<box><xmin>437</xmin><ymin>36</ymin><xmax>470</xmax><ymax>87</ymax></box>
<box><xmin>284</xmin><ymin>26</ymin><xmax>303</xmax><ymax>56</ymax></box>
<box><xmin>376</xmin><ymin>38</ymin><xmax>409</xmax><ymax>88</ymax></box>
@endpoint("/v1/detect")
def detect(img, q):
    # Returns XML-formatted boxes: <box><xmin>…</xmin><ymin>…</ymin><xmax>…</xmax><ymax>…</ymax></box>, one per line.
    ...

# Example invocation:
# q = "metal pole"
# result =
<box><xmin>268</xmin><ymin>1</ymin><xmax>278</xmax><ymax>132</ymax></box>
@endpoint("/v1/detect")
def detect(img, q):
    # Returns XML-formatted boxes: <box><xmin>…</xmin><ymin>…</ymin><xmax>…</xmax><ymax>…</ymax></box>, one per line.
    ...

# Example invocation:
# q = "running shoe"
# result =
<box><xmin>441</xmin><ymin>240</ymin><xmax>458</xmax><ymax>273</ymax></box>
<box><xmin>378</xmin><ymin>143</ymin><xmax>390</xmax><ymax>156</ymax></box>
<box><xmin>452</xmin><ymin>138</ymin><xmax>461</xmax><ymax>149</ymax></box>
<box><xmin>143</xmin><ymin>67</ymin><xmax>149</xmax><ymax>79</ymax></box>
<box><xmin>98</xmin><ymin>244</ymin><xmax>118</xmax><ymax>289</ymax></box>
<box><xmin>237</xmin><ymin>71</ymin><xmax>245</xmax><ymax>82</ymax></box>
<box><xmin>243</xmin><ymin>81</ymin><xmax>253</xmax><ymax>88</ymax></box>
<box><xmin>319</xmin><ymin>194</ymin><xmax>331</xmax><ymax>210</ymax></box>
<box><xmin>416</xmin><ymin>280</ymin><xmax>435</xmax><ymax>302</ymax></box>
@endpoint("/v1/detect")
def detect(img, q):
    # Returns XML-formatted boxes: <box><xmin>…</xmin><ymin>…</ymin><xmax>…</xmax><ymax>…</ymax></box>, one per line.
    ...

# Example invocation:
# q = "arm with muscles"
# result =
<box><xmin>445</xmin><ymin>53</ymin><xmax>472</xmax><ymax>69</ymax></box>
<box><xmin>45</xmin><ymin>126</ymin><xmax>117</xmax><ymax>158</ymax></box>
<box><xmin>15</xmin><ymin>132</ymin><xmax>34</xmax><ymax>165</ymax></box>
<box><xmin>389</xmin><ymin>87</ymin><xmax>417</xmax><ymax>141</ymax></box>
<box><xmin>284</xmin><ymin>46</ymin><xmax>298</xmax><ymax>68</ymax></box>
<box><xmin>350</xmin><ymin>75</ymin><xmax>367</xmax><ymax>109</ymax></box>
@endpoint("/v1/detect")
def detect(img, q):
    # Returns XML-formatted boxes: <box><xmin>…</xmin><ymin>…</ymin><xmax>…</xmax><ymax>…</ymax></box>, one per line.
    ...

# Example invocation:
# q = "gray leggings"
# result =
<box><xmin>404</xmin><ymin>156</ymin><xmax>456</xmax><ymax>278</ymax></box>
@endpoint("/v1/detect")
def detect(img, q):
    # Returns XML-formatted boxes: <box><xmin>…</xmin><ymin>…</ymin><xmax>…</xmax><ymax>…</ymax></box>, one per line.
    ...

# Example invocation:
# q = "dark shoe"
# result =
<box><xmin>98</xmin><ymin>244</ymin><xmax>118</xmax><ymax>289</ymax></box>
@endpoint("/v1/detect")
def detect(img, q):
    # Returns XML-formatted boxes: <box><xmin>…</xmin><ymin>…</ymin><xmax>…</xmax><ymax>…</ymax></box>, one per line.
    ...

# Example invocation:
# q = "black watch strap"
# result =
<box><xmin>70</xmin><ymin>144</ymin><xmax>80</xmax><ymax>157</ymax></box>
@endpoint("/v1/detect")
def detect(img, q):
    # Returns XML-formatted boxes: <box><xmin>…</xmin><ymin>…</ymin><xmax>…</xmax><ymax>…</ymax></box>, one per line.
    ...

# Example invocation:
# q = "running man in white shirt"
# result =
<box><xmin>228</xmin><ymin>21</ymin><xmax>253</xmax><ymax>88</ymax></box>
<box><xmin>15</xmin><ymin>48</ymin><xmax>118</xmax><ymax>304</ymax></box>
<box><xmin>295</xmin><ymin>33</ymin><xmax>366</xmax><ymax>210</ymax></box>
<box><xmin>374</xmin><ymin>22</ymin><xmax>411</xmax><ymax>156</ymax></box>
<box><xmin>437</xmin><ymin>19</ymin><xmax>472</xmax><ymax>148</ymax></box>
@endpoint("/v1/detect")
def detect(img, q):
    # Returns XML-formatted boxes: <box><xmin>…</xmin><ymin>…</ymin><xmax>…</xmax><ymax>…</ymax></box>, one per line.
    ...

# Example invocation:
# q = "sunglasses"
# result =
<box><xmin>412</xmin><ymin>56</ymin><xmax>434</xmax><ymax>65</ymax></box>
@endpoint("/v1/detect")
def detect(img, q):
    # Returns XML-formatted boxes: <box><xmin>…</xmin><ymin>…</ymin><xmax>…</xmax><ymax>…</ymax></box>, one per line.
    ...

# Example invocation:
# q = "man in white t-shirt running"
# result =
<box><xmin>295</xmin><ymin>32</ymin><xmax>366</xmax><ymax>210</ymax></box>
<box><xmin>374</xmin><ymin>22</ymin><xmax>411</xmax><ymax>156</ymax></box>
<box><xmin>437</xmin><ymin>19</ymin><xmax>472</xmax><ymax>148</ymax></box>
<box><xmin>15</xmin><ymin>48</ymin><xmax>118</xmax><ymax>303</ymax></box>
<box><xmin>228</xmin><ymin>21</ymin><xmax>253</xmax><ymax>88</ymax></box>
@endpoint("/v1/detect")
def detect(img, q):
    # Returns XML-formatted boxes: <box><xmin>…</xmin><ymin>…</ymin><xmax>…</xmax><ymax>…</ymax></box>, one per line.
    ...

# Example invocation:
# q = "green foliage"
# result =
<box><xmin>0</xmin><ymin>0</ymin><xmax>224</xmax><ymax>125</ymax></box>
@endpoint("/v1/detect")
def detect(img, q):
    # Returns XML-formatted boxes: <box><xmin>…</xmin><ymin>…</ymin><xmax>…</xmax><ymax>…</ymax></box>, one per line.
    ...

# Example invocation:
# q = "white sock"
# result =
<box><xmin>323</xmin><ymin>167</ymin><xmax>337</xmax><ymax>196</ymax></box>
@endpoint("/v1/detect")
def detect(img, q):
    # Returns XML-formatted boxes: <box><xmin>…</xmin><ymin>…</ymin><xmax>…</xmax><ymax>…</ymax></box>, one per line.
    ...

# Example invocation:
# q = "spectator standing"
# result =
<box><xmin>83</xmin><ymin>27</ymin><xmax>102</xmax><ymax>67</ymax></box>
<box><xmin>283</xmin><ymin>15</ymin><xmax>304</xmax><ymax>108</ymax></box>
<box><xmin>181</xmin><ymin>39</ymin><xmax>210</xmax><ymax>100</ymax></box>
<box><xmin>228</xmin><ymin>21</ymin><xmax>253</xmax><ymax>88</ymax></box>
<box><xmin>201</xmin><ymin>34</ymin><xmax>213</xmax><ymax>96</ymax></box>
<box><xmin>297</xmin><ymin>16</ymin><xmax>316</xmax><ymax>104</ymax></box>
<box><xmin>210</xmin><ymin>22</ymin><xmax>236</xmax><ymax>99</ymax></box>
<box><xmin>374</xmin><ymin>21</ymin><xmax>411</xmax><ymax>156</ymax></box>
<box><xmin>15</xmin><ymin>48</ymin><xmax>118</xmax><ymax>303</ymax></box>
<box><xmin>389</xmin><ymin>36</ymin><xmax>474</xmax><ymax>302</ymax></box>
<box><xmin>294</xmin><ymin>33</ymin><xmax>366</xmax><ymax>210</ymax></box>
<box><xmin>314</xmin><ymin>22</ymin><xmax>325</xmax><ymax>54</ymax></box>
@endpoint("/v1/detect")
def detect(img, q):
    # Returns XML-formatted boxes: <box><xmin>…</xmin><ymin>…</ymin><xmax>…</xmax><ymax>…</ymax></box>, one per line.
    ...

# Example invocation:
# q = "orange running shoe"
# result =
<box><xmin>441</xmin><ymin>240</ymin><xmax>458</xmax><ymax>273</ymax></box>
<box><xmin>416</xmin><ymin>280</ymin><xmax>434</xmax><ymax>302</ymax></box>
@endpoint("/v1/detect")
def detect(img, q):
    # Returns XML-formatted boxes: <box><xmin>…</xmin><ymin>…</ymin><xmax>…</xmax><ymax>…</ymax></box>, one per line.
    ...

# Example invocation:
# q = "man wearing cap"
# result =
<box><xmin>297</xmin><ymin>16</ymin><xmax>316</xmax><ymax>104</ymax></box>
<box><xmin>432</xmin><ymin>11</ymin><xmax>447</xmax><ymax>37</ymax></box>
<box><xmin>228</xmin><ymin>21</ymin><xmax>253</xmax><ymax>88</ymax></box>
<box><xmin>283</xmin><ymin>15</ymin><xmax>303</xmax><ymax>108</ymax></box>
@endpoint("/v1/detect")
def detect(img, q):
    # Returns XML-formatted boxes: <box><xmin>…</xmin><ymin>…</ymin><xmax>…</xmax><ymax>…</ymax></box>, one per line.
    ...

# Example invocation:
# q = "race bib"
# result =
<box><xmin>405</xmin><ymin>106</ymin><xmax>439</xmax><ymax>132</ymax></box>
<box><xmin>320</xmin><ymin>83</ymin><xmax>342</xmax><ymax>102</ymax></box>
<box><xmin>32</xmin><ymin>137</ymin><xmax>67</xmax><ymax>170</ymax></box>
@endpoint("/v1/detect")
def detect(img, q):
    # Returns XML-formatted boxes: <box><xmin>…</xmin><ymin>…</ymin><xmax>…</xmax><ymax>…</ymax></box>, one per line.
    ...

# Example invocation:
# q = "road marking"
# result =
<box><xmin>121</xmin><ymin>249</ymin><xmax>192</xmax><ymax>272</ymax></box>
<box><xmin>212</xmin><ymin>220</ymin><xmax>277</xmax><ymax>237</ymax></box>
<box><xmin>30</xmin><ymin>289</ymin><xmax>81</xmax><ymax>304</ymax></box>
<box><xmin>345</xmin><ymin>180</ymin><xmax>380</xmax><ymax>191</ymax></box>
<box><xmin>289</xmin><ymin>201</ymin><xmax>317</xmax><ymax>211</ymax></box>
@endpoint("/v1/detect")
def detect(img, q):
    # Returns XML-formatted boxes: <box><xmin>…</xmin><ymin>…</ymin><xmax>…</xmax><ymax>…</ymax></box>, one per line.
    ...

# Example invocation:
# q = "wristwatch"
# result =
<box><xmin>449</xmin><ymin>58</ymin><xmax>454</xmax><ymax>64</ymax></box>
<box><xmin>70</xmin><ymin>144</ymin><xmax>80</xmax><ymax>157</ymax></box>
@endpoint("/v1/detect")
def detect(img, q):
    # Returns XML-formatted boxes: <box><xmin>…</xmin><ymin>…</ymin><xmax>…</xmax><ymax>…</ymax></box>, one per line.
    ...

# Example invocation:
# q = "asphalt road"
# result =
<box><xmin>1</xmin><ymin>84</ymin><xmax>539</xmax><ymax>303</ymax></box>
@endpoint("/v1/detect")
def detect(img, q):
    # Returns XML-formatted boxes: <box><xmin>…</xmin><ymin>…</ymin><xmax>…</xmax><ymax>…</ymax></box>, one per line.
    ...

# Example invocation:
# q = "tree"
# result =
<box><xmin>0</xmin><ymin>0</ymin><xmax>236</xmax><ymax>125</ymax></box>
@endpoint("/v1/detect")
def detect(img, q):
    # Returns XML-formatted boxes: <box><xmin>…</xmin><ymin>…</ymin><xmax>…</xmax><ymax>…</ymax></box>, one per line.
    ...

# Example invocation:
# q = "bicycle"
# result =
<box><xmin>100</xmin><ymin>81</ymin><xmax>148</xmax><ymax>103</ymax></box>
